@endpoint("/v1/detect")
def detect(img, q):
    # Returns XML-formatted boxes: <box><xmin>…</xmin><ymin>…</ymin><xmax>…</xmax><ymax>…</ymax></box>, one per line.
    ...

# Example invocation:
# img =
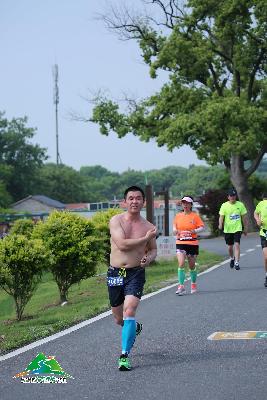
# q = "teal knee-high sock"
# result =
<box><xmin>122</xmin><ymin>318</ymin><xmax>136</xmax><ymax>354</ymax></box>
<box><xmin>190</xmin><ymin>268</ymin><xmax>197</xmax><ymax>283</ymax></box>
<box><xmin>178</xmin><ymin>268</ymin><xmax>185</xmax><ymax>285</ymax></box>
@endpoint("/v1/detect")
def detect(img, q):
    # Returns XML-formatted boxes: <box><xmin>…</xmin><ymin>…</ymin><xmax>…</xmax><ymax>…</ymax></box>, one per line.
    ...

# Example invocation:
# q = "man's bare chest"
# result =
<box><xmin>121</xmin><ymin>221</ymin><xmax>148</xmax><ymax>239</ymax></box>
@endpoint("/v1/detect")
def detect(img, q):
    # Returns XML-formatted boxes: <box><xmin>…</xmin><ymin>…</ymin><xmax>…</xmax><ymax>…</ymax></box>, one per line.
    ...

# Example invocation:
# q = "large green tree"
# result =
<box><xmin>91</xmin><ymin>0</ymin><xmax>267</xmax><ymax>229</ymax></box>
<box><xmin>0</xmin><ymin>112</ymin><xmax>47</xmax><ymax>201</ymax></box>
<box><xmin>35</xmin><ymin>163</ymin><xmax>90</xmax><ymax>203</ymax></box>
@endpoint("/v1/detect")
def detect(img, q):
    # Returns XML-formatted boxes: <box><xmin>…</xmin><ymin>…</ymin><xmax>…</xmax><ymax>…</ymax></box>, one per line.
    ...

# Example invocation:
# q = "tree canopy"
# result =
<box><xmin>0</xmin><ymin>112</ymin><xmax>47</xmax><ymax>203</ymax></box>
<box><xmin>91</xmin><ymin>0</ymin><xmax>267</xmax><ymax>229</ymax></box>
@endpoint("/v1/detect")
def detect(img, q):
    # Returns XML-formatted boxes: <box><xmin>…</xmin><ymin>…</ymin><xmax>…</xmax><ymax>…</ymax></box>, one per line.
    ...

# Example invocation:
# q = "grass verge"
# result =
<box><xmin>0</xmin><ymin>249</ymin><xmax>223</xmax><ymax>354</ymax></box>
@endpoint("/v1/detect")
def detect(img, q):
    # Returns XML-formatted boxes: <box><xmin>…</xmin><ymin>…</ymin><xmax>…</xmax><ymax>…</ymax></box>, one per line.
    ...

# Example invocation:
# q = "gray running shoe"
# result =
<box><xmin>234</xmin><ymin>262</ymin><xmax>240</xmax><ymax>270</ymax></box>
<box><xmin>176</xmin><ymin>285</ymin><xmax>186</xmax><ymax>296</ymax></box>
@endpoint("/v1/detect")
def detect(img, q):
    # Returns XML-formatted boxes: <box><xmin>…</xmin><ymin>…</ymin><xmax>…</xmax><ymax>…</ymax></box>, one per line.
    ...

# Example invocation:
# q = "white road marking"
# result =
<box><xmin>0</xmin><ymin>245</ymin><xmax>260</xmax><ymax>362</ymax></box>
<box><xmin>208</xmin><ymin>331</ymin><xmax>267</xmax><ymax>340</ymax></box>
<box><xmin>246</xmin><ymin>248</ymin><xmax>255</xmax><ymax>252</ymax></box>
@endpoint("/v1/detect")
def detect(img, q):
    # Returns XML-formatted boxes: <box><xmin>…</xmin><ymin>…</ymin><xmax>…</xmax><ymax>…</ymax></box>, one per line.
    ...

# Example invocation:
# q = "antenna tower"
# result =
<box><xmin>52</xmin><ymin>64</ymin><xmax>61</xmax><ymax>164</ymax></box>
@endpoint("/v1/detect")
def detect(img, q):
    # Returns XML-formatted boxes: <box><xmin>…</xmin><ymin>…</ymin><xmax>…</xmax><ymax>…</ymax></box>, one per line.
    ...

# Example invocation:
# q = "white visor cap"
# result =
<box><xmin>181</xmin><ymin>196</ymin><xmax>193</xmax><ymax>203</ymax></box>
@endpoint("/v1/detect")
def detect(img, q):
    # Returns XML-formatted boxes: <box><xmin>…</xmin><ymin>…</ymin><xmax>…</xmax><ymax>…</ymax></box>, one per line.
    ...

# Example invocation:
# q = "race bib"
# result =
<box><xmin>229</xmin><ymin>214</ymin><xmax>240</xmax><ymax>221</ymax></box>
<box><xmin>107</xmin><ymin>276</ymin><xmax>124</xmax><ymax>287</ymax></box>
<box><xmin>179</xmin><ymin>231</ymin><xmax>193</xmax><ymax>241</ymax></box>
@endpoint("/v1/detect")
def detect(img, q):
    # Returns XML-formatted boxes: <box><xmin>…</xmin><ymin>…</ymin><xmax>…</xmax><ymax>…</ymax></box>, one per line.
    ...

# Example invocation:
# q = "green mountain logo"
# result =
<box><xmin>13</xmin><ymin>352</ymin><xmax>73</xmax><ymax>379</ymax></box>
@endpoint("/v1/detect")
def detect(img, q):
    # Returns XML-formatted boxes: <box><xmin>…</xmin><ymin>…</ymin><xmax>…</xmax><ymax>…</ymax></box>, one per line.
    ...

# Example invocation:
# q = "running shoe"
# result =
<box><xmin>118</xmin><ymin>354</ymin><xmax>131</xmax><ymax>371</ymax></box>
<box><xmin>136</xmin><ymin>322</ymin><xmax>143</xmax><ymax>336</ymax></box>
<box><xmin>191</xmin><ymin>283</ymin><xmax>197</xmax><ymax>294</ymax></box>
<box><xmin>176</xmin><ymin>285</ymin><xmax>186</xmax><ymax>296</ymax></box>
<box><xmin>230</xmin><ymin>259</ymin><xmax>235</xmax><ymax>269</ymax></box>
<box><xmin>234</xmin><ymin>262</ymin><xmax>240</xmax><ymax>270</ymax></box>
<box><xmin>264</xmin><ymin>277</ymin><xmax>267</xmax><ymax>288</ymax></box>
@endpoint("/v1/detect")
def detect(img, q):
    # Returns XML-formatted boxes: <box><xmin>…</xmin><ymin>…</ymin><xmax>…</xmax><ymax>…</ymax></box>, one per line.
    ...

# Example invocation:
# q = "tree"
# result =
<box><xmin>0</xmin><ymin>112</ymin><xmax>47</xmax><ymax>201</ymax></box>
<box><xmin>198</xmin><ymin>189</ymin><xmax>227</xmax><ymax>236</ymax></box>
<box><xmin>91</xmin><ymin>0</ymin><xmax>267</xmax><ymax>230</ymax></box>
<box><xmin>0</xmin><ymin>164</ymin><xmax>13</xmax><ymax>207</ymax></box>
<box><xmin>80</xmin><ymin>165</ymin><xmax>118</xmax><ymax>180</ymax></box>
<box><xmin>91</xmin><ymin>208</ymin><xmax>123</xmax><ymax>265</ymax></box>
<box><xmin>34</xmin><ymin>163</ymin><xmax>90</xmax><ymax>203</ymax></box>
<box><xmin>0</xmin><ymin>234</ymin><xmax>52</xmax><ymax>320</ymax></box>
<box><xmin>33</xmin><ymin>211</ymin><xmax>103</xmax><ymax>304</ymax></box>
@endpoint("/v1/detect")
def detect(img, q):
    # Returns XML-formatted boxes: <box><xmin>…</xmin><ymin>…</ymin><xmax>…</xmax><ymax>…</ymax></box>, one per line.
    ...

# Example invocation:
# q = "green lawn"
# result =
<box><xmin>0</xmin><ymin>249</ymin><xmax>223</xmax><ymax>354</ymax></box>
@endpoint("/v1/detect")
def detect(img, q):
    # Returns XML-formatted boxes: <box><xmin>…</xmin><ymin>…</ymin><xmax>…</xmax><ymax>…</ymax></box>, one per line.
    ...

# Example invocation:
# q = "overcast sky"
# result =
<box><xmin>0</xmin><ymin>0</ymin><xmax>205</xmax><ymax>173</ymax></box>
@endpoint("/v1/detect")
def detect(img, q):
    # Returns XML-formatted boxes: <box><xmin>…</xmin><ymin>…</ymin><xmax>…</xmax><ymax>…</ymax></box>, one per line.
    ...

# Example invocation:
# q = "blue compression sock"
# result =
<box><xmin>121</xmin><ymin>318</ymin><xmax>136</xmax><ymax>354</ymax></box>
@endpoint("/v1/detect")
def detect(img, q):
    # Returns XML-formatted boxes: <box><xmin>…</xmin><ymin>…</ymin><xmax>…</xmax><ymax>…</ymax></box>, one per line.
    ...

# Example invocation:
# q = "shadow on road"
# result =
<box><xmin>133</xmin><ymin>347</ymin><xmax>267</xmax><ymax>370</ymax></box>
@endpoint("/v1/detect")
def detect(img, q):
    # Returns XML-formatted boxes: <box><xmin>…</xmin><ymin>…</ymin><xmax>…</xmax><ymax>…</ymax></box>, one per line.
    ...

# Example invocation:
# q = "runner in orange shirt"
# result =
<box><xmin>173</xmin><ymin>196</ymin><xmax>205</xmax><ymax>295</ymax></box>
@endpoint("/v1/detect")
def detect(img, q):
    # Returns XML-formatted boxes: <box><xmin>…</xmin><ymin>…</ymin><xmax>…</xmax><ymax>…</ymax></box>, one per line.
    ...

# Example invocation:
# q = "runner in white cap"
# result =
<box><xmin>173</xmin><ymin>195</ymin><xmax>205</xmax><ymax>295</ymax></box>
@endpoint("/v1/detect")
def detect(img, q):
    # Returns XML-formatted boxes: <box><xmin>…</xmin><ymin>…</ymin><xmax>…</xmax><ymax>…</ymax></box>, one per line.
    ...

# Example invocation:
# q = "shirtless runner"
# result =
<box><xmin>108</xmin><ymin>186</ymin><xmax>157</xmax><ymax>371</ymax></box>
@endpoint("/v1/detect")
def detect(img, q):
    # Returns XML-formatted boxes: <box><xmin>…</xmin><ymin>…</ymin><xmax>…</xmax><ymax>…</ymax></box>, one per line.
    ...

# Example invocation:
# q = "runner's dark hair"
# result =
<box><xmin>124</xmin><ymin>186</ymin><xmax>145</xmax><ymax>200</ymax></box>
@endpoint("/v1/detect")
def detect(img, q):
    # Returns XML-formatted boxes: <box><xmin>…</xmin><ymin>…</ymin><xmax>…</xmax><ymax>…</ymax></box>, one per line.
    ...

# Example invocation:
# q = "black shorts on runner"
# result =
<box><xmin>107</xmin><ymin>266</ymin><xmax>146</xmax><ymax>308</ymax></box>
<box><xmin>176</xmin><ymin>244</ymin><xmax>199</xmax><ymax>256</ymax></box>
<box><xmin>260</xmin><ymin>235</ymin><xmax>267</xmax><ymax>249</ymax></box>
<box><xmin>224</xmin><ymin>232</ymin><xmax>242</xmax><ymax>245</ymax></box>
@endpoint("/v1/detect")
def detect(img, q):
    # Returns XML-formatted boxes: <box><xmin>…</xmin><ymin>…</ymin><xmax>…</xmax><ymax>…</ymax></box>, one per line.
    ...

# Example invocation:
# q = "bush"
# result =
<box><xmin>0</xmin><ymin>234</ymin><xmax>52</xmax><ymax>320</ymax></box>
<box><xmin>33</xmin><ymin>211</ymin><xmax>103</xmax><ymax>303</ymax></box>
<box><xmin>91</xmin><ymin>208</ymin><xmax>123</xmax><ymax>266</ymax></box>
<box><xmin>9</xmin><ymin>218</ymin><xmax>35</xmax><ymax>237</ymax></box>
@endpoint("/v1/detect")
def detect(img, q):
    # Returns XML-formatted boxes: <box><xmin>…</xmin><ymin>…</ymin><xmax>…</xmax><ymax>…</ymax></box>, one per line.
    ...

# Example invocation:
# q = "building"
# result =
<box><xmin>11</xmin><ymin>195</ymin><xmax>66</xmax><ymax>214</ymax></box>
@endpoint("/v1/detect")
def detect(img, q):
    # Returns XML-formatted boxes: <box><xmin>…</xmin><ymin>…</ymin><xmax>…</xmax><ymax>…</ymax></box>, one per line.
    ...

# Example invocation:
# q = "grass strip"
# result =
<box><xmin>0</xmin><ymin>249</ymin><xmax>223</xmax><ymax>354</ymax></box>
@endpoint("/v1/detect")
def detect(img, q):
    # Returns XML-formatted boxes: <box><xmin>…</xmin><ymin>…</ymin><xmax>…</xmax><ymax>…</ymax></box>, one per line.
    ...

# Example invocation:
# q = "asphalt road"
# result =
<box><xmin>1</xmin><ymin>233</ymin><xmax>267</xmax><ymax>400</ymax></box>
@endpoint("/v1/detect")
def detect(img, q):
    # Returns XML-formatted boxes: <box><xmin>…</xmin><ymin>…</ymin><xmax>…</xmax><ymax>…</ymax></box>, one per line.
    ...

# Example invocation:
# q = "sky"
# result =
<box><xmin>0</xmin><ymin>0</ymin><xmax>205</xmax><ymax>173</ymax></box>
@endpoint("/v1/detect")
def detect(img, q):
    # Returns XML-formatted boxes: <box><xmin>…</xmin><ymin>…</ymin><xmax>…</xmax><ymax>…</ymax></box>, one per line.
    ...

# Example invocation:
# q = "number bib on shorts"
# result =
<box><xmin>107</xmin><ymin>276</ymin><xmax>124</xmax><ymax>287</ymax></box>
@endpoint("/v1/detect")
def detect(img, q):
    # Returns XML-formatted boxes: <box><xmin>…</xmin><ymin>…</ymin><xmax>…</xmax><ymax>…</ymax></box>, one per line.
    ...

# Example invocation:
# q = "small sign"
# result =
<box><xmin>156</xmin><ymin>236</ymin><xmax>176</xmax><ymax>258</ymax></box>
<box><xmin>208</xmin><ymin>331</ymin><xmax>267</xmax><ymax>340</ymax></box>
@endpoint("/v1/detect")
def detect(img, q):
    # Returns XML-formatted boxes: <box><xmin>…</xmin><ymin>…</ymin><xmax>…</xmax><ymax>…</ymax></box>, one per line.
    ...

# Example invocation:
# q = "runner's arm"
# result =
<box><xmin>192</xmin><ymin>226</ymin><xmax>204</xmax><ymax>233</ymax></box>
<box><xmin>140</xmin><ymin>237</ymin><xmax>157</xmax><ymax>267</ymax></box>
<box><xmin>254</xmin><ymin>210</ymin><xmax>262</xmax><ymax>227</ymax></box>
<box><xmin>218</xmin><ymin>215</ymin><xmax>224</xmax><ymax>230</ymax></box>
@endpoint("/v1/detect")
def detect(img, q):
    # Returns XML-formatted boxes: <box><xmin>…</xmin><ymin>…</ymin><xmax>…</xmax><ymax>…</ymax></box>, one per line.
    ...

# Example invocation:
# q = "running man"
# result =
<box><xmin>218</xmin><ymin>188</ymin><xmax>248</xmax><ymax>270</ymax></box>
<box><xmin>254</xmin><ymin>192</ymin><xmax>267</xmax><ymax>287</ymax></box>
<box><xmin>173</xmin><ymin>196</ymin><xmax>204</xmax><ymax>295</ymax></box>
<box><xmin>108</xmin><ymin>186</ymin><xmax>157</xmax><ymax>371</ymax></box>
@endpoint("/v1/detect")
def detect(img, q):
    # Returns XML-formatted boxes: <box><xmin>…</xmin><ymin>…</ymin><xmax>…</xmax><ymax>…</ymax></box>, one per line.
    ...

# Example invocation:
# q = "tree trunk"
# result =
<box><xmin>230</xmin><ymin>156</ymin><xmax>257</xmax><ymax>231</ymax></box>
<box><xmin>15</xmin><ymin>298</ymin><xmax>24</xmax><ymax>321</ymax></box>
<box><xmin>58</xmin><ymin>285</ymin><xmax>68</xmax><ymax>304</ymax></box>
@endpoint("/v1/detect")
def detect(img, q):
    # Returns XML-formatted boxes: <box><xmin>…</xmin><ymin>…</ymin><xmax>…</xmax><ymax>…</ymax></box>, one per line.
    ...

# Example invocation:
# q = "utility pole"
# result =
<box><xmin>145</xmin><ymin>185</ymin><xmax>154</xmax><ymax>224</ymax></box>
<box><xmin>52</xmin><ymin>64</ymin><xmax>60</xmax><ymax>165</ymax></box>
<box><xmin>155</xmin><ymin>189</ymin><xmax>169</xmax><ymax>236</ymax></box>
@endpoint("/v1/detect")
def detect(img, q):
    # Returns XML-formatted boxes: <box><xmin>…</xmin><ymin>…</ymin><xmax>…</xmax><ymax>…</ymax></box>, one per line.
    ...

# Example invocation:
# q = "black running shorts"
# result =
<box><xmin>107</xmin><ymin>266</ymin><xmax>146</xmax><ymax>307</ymax></box>
<box><xmin>176</xmin><ymin>244</ymin><xmax>199</xmax><ymax>256</ymax></box>
<box><xmin>224</xmin><ymin>231</ymin><xmax>242</xmax><ymax>245</ymax></box>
